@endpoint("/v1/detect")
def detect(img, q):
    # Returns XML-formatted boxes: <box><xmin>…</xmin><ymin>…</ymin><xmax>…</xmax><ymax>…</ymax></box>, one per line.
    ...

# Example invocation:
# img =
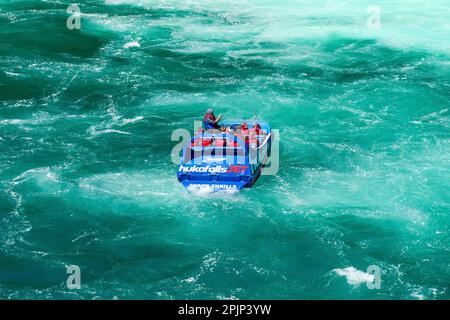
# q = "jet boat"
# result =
<box><xmin>177</xmin><ymin>120</ymin><xmax>272</xmax><ymax>191</ymax></box>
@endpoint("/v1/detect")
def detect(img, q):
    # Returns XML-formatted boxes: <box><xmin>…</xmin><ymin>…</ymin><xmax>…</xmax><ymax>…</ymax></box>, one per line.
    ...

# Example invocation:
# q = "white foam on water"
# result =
<box><xmin>186</xmin><ymin>184</ymin><xmax>240</xmax><ymax>197</ymax></box>
<box><xmin>103</xmin><ymin>0</ymin><xmax>450</xmax><ymax>54</ymax></box>
<box><xmin>333</xmin><ymin>267</ymin><xmax>375</xmax><ymax>286</ymax></box>
<box><xmin>186</xmin><ymin>184</ymin><xmax>216</xmax><ymax>196</ymax></box>
<box><xmin>4</xmin><ymin>71</ymin><xmax>23</xmax><ymax>77</ymax></box>
<box><xmin>122</xmin><ymin>116</ymin><xmax>144</xmax><ymax>124</ymax></box>
<box><xmin>90</xmin><ymin>128</ymin><xmax>131</xmax><ymax>135</ymax></box>
<box><xmin>123</xmin><ymin>41</ymin><xmax>141</xmax><ymax>49</ymax></box>
<box><xmin>76</xmin><ymin>171</ymin><xmax>188</xmax><ymax>212</ymax></box>
<box><xmin>181</xmin><ymin>277</ymin><xmax>197</xmax><ymax>284</ymax></box>
<box><xmin>410</xmin><ymin>292</ymin><xmax>425</xmax><ymax>300</ymax></box>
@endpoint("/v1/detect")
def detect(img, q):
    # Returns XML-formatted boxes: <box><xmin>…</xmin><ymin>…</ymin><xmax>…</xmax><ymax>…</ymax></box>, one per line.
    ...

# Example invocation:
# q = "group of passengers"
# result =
<box><xmin>190</xmin><ymin>108</ymin><xmax>264</xmax><ymax>148</ymax></box>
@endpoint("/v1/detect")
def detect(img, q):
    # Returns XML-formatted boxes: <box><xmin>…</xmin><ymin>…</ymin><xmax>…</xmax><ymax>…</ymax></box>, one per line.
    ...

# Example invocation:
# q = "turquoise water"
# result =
<box><xmin>0</xmin><ymin>0</ymin><xmax>449</xmax><ymax>299</ymax></box>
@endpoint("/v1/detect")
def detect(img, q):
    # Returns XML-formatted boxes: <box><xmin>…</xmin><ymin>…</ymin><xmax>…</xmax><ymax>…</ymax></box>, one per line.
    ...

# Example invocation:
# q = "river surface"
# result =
<box><xmin>0</xmin><ymin>0</ymin><xmax>449</xmax><ymax>299</ymax></box>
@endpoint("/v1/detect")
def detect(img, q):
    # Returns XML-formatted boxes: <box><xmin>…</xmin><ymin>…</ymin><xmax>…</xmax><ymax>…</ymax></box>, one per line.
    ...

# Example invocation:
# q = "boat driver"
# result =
<box><xmin>203</xmin><ymin>108</ymin><xmax>222</xmax><ymax>130</ymax></box>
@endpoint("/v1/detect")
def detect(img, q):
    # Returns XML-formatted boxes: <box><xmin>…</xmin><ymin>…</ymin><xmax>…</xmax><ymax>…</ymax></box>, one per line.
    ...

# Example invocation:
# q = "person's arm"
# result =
<box><xmin>215</xmin><ymin>114</ymin><xmax>222</xmax><ymax>123</ymax></box>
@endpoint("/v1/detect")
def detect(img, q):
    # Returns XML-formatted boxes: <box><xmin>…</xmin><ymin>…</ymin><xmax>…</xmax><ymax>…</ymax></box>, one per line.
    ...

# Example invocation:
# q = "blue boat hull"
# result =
<box><xmin>177</xmin><ymin>120</ymin><xmax>271</xmax><ymax>191</ymax></box>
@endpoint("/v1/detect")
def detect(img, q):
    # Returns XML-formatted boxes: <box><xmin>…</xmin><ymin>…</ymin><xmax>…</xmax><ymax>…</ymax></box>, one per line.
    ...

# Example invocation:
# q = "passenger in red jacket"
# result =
<box><xmin>253</xmin><ymin>122</ymin><xmax>261</xmax><ymax>135</ymax></box>
<box><xmin>241</xmin><ymin>121</ymin><xmax>249</xmax><ymax>133</ymax></box>
<box><xmin>202</xmin><ymin>139</ymin><xmax>212</xmax><ymax>147</ymax></box>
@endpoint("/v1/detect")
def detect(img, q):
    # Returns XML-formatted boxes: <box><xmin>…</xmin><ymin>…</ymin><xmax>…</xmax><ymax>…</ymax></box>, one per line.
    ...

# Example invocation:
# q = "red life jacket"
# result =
<box><xmin>203</xmin><ymin>113</ymin><xmax>216</xmax><ymax>122</ymax></box>
<box><xmin>202</xmin><ymin>139</ymin><xmax>212</xmax><ymax>147</ymax></box>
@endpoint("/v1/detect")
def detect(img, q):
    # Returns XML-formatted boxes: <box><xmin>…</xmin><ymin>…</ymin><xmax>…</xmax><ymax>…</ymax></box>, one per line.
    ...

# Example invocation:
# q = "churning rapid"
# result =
<box><xmin>0</xmin><ymin>0</ymin><xmax>449</xmax><ymax>299</ymax></box>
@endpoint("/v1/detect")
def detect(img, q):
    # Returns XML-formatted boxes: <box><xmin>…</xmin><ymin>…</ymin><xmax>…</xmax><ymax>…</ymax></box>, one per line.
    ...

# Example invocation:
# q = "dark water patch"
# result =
<box><xmin>0</xmin><ymin>254</ymin><xmax>63</xmax><ymax>289</ymax></box>
<box><xmin>0</xmin><ymin>71</ymin><xmax>55</xmax><ymax>101</ymax></box>
<box><xmin>0</xmin><ymin>0</ymin><xmax>63</xmax><ymax>12</ymax></box>
<box><xmin>145</xmin><ymin>47</ymin><xmax>275</xmax><ymax>76</ymax></box>
<box><xmin>1</xmin><ymin>12</ymin><xmax>109</xmax><ymax>59</ymax></box>
<box><xmin>0</xmin><ymin>190</ymin><xmax>16</xmax><ymax>214</ymax></box>
<box><xmin>319</xmin><ymin>36</ymin><xmax>377</xmax><ymax>53</ymax></box>
<box><xmin>0</xmin><ymin>2</ymin><xmax>111</xmax><ymax>63</ymax></box>
<box><xmin>330</xmin><ymin>213</ymin><xmax>404</xmax><ymax>238</ymax></box>
<box><xmin>89</xmin><ymin>1</ymin><xmax>239</xmax><ymax>22</ymax></box>
<box><xmin>283</xmin><ymin>36</ymin><xmax>434</xmax><ymax>85</ymax></box>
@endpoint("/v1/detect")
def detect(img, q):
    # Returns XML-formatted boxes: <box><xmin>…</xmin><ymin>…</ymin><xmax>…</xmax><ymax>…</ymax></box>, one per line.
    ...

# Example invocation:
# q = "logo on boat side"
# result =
<box><xmin>179</xmin><ymin>164</ymin><xmax>228</xmax><ymax>174</ymax></box>
<box><xmin>178</xmin><ymin>165</ymin><xmax>248</xmax><ymax>174</ymax></box>
<box><xmin>227</xmin><ymin>165</ymin><xmax>248</xmax><ymax>173</ymax></box>
<box><xmin>204</xmin><ymin>157</ymin><xmax>227</xmax><ymax>163</ymax></box>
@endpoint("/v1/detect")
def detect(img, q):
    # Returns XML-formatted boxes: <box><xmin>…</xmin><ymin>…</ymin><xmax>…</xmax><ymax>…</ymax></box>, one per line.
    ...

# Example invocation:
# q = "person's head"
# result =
<box><xmin>206</xmin><ymin>108</ymin><xmax>214</xmax><ymax>115</ymax></box>
<box><xmin>242</xmin><ymin>121</ymin><xmax>248</xmax><ymax>129</ymax></box>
